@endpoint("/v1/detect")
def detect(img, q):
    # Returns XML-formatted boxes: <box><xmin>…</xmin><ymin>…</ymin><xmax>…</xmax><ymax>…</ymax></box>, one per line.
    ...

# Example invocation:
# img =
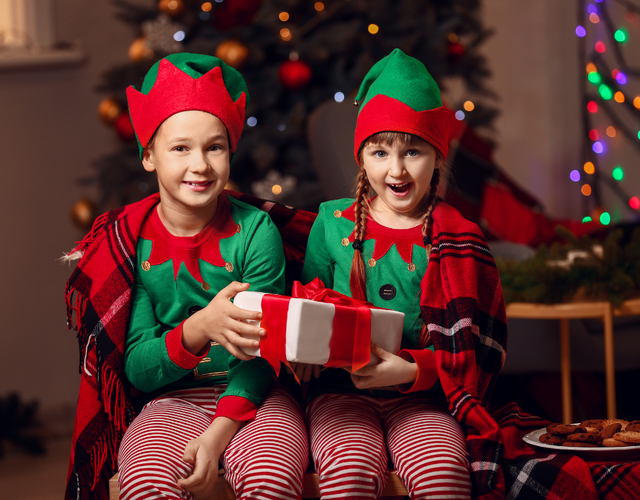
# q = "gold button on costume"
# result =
<box><xmin>225</xmin><ymin>262</ymin><xmax>234</xmax><ymax>273</ymax></box>
<box><xmin>141</xmin><ymin>261</ymin><xmax>151</xmax><ymax>271</ymax></box>
<box><xmin>333</xmin><ymin>210</ymin><xmax>342</xmax><ymax>218</ymax></box>
<box><xmin>341</xmin><ymin>238</ymin><xmax>349</xmax><ymax>246</ymax></box>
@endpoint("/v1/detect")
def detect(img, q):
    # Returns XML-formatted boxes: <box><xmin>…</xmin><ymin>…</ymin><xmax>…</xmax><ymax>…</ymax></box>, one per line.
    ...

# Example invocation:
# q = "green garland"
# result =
<box><xmin>496</xmin><ymin>226</ymin><xmax>640</xmax><ymax>308</ymax></box>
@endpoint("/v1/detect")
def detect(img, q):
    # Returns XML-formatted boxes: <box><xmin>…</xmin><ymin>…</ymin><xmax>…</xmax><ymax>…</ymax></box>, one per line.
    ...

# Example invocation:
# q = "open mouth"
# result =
<box><xmin>388</xmin><ymin>182</ymin><xmax>412</xmax><ymax>194</ymax></box>
<box><xmin>183</xmin><ymin>181</ymin><xmax>213</xmax><ymax>187</ymax></box>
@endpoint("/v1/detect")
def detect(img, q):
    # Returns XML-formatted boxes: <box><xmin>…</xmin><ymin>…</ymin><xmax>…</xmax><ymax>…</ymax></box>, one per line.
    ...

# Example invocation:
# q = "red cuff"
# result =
<box><xmin>397</xmin><ymin>348</ymin><xmax>438</xmax><ymax>393</ymax></box>
<box><xmin>214</xmin><ymin>396</ymin><xmax>258</xmax><ymax>421</ymax></box>
<box><xmin>165</xmin><ymin>320</ymin><xmax>208</xmax><ymax>369</ymax></box>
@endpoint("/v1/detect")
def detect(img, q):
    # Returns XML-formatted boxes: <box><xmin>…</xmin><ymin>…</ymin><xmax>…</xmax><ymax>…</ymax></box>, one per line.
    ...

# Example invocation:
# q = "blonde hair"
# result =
<box><xmin>351</xmin><ymin>132</ymin><xmax>447</xmax><ymax>346</ymax></box>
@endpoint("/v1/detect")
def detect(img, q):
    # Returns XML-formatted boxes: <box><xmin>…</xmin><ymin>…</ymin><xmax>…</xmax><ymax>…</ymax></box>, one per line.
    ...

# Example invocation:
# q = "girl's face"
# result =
<box><xmin>142</xmin><ymin>110</ymin><xmax>230</xmax><ymax>216</ymax></box>
<box><xmin>361</xmin><ymin>138</ymin><xmax>438</xmax><ymax>223</ymax></box>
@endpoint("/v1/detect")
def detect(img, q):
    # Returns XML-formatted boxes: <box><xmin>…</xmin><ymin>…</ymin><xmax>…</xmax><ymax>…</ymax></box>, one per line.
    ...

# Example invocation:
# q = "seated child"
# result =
<box><xmin>64</xmin><ymin>53</ymin><xmax>308</xmax><ymax>500</ymax></box>
<box><xmin>297</xmin><ymin>49</ymin><xmax>507</xmax><ymax>499</ymax></box>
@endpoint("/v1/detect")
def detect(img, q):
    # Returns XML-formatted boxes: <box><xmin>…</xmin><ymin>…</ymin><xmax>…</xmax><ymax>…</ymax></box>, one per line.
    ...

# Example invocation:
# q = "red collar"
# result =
<box><xmin>341</xmin><ymin>200</ymin><xmax>425</xmax><ymax>264</ymax></box>
<box><xmin>139</xmin><ymin>194</ymin><xmax>238</xmax><ymax>283</ymax></box>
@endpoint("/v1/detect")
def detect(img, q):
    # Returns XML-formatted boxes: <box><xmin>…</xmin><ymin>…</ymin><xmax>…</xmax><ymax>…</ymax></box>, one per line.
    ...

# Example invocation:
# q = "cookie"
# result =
<box><xmin>612</xmin><ymin>431</ymin><xmax>640</xmax><ymax>444</ymax></box>
<box><xmin>603</xmin><ymin>438</ymin><xmax>633</xmax><ymax>447</ymax></box>
<box><xmin>539</xmin><ymin>433</ymin><xmax>566</xmax><ymax>445</ymax></box>
<box><xmin>625</xmin><ymin>421</ymin><xmax>640</xmax><ymax>433</ymax></box>
<box><xmin>546</xmin><ymin>423</ymin><xmax>580</xmax><ymax>436</ymax></box>
<box><xmin>598</xmin><ymin>422</ymin><xmax>622</xmax><ymax>440</ymax></box>
<box><xmin>603</xmin><ymin>419</ymin><xmax>629</xmax><ymax>430</ymax></box>
<box><xmin>580</xmin><ymin>419</ymin><xmax>604</xmax><ymax>430</ymax></box>
<box><xmin>562</xmin><ymin>441</ymin><xmax>600</xmax><ymax>447</ymax></box>
<box><xmin>566</xmin><ymin>432</ymin><xmax>602</xmax><ymax>444</ymax></box>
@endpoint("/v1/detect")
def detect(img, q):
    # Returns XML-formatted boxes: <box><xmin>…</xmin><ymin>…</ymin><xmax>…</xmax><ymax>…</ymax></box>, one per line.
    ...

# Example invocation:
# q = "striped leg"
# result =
<box><xmin>308</xmin><ymin>394</ymin><xmax>388</xmax><ymax>499</ymax></box>
<box><xmin>118</xmin><ymin>387</ymin><xmax>224</xmax><ymax>500</ymax></box>
<box><xmin>223</xmin><ymin>385</ymin><xmax>308</xmax><ymax>500</ymax></box>
<box><xmin>383</xmin><ymin>400</ymin><xmax>471</xmax><ymax>500</ymax></box>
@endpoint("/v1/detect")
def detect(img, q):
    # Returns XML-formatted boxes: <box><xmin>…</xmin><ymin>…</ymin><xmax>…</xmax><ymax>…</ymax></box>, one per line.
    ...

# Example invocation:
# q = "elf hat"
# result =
<box><xmin>353</xmin><ymin>48</ymin><xmax>450</xmax><ymax>163</ymax></box>
<box><xmin>127</xmin><ymin>52</ymin><xmax>249</xmax><ymax>158</ymax></box>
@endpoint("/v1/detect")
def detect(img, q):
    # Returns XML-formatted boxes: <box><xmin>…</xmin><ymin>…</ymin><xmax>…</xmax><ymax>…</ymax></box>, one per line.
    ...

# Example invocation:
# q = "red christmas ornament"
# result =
<box><xmin>114</xmin><ymin>112</ymin><xmax>136</xmax><ymax>141</ymax></box>
<box><xmin>213</xmin><ymin>0</ymin><xmax>262</xmax><ymax>31</ymax></box>
<box><xmin>447</xmin><ymin>41</ymin><xmax>465</xmax><ymax>59</ymax></box>
<box><xmin>279</xmin><ymin>60</ymin><xmax>312</xmax><ymax>90</ymax></box>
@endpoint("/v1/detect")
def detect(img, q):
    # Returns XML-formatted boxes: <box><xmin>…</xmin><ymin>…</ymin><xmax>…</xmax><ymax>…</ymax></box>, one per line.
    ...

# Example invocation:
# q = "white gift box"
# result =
<box><xmin>234</xmin><ymin>291</ymin><xmax>405</xmax><ymax>366</ymax></box>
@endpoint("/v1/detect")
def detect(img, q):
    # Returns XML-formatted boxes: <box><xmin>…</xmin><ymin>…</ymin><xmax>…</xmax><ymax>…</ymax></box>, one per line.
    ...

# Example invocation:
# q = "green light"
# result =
<box><xmin>637</xmin><ymin>130</ymin><xmax>640</xmax><ymax>140</ymax></box>
<box><xmin>587</xmin><ymin>72</ymin><xmax>601</xmax><ymax>85</ymax></box>
<box><xmin>582</xmin><ymin>216</ymin><xmax>593</xmax><ymax>223</ymax></box>
<box><xmin>612</xmin><ymin>165</ymin><xmax>624</xmax><ymax>181</ymax></box>
<box><xmin>614</xmin><ymin>28</ymin><xmax>628</xmax><ymax>43</ymax></box>
<box><xmin>600</xmin><ymin>212</ymin><xmax>611</xmax><ymax>225</ymax></box>
<box><xmin>599</xmin><ymin>84</ymin><xmax>613</xmax><ymax>100</ymax></box>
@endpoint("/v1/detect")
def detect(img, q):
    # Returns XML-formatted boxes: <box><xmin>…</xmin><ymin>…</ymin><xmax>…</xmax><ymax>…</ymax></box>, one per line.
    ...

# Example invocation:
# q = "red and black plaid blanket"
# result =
<box><xmin>64</xmin><ymin>191</ymin><xmax>639</xmax><ymax>499</ymax></box>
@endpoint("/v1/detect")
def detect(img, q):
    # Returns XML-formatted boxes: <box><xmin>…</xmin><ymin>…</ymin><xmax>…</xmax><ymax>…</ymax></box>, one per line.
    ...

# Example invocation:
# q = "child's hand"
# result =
<box><xmin>350</xmin><ymin>342</ymin><xmax>417</xmax><ymax>389</ymax></box>
<box><xmin>177</xmin><ymin>436</ymin><xmax>220</xmax><ymax>497</ymax></box>
<box><xmin>287</xmin><ymin>362</ymin><xmax>321</xmax><ymax>382</ymax></box>
<box><xmin>183</xmin><ymin>281</ymin><xmax>265</xmax><ymax>360</ymax></box>
<box><xmin>177</xmin><ymin>416</ymin><xmax>241</xmax><ymax>497</ymax></box>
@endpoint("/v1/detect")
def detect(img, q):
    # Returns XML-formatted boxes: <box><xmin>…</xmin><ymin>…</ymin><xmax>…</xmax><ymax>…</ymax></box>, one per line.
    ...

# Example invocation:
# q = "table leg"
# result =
<box><xmin>603</xmin><ymin>304</ymin><xmax>616</xmax><ymax>419</ymax></box>
<box><xmin>560</xmin><ymin>318</ymin><xmax>572</xmax><ymax>424</ymax></box>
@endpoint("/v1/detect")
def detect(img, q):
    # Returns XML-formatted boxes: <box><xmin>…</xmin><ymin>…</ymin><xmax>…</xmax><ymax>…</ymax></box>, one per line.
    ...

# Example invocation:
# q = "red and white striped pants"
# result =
<box><xmin>118</xmin><ymin>384</ymin><xmax>308</xmax><ymax>500</ymax></box>
<box><xmin>307</xmin><ymin>393</ymin><xmax>472</xmax><ymax>500</ymax></box>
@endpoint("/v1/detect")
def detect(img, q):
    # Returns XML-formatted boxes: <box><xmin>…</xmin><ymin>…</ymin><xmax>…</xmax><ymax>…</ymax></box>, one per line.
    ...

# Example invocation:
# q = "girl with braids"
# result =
<box><xmin>298</xmin><ymin>49</ymin><xmax>507</xmax><ymax>499</ymax></box>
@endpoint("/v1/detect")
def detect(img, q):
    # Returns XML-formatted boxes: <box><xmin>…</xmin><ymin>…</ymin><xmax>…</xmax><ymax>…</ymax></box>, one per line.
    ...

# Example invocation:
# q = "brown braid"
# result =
<box><xmin>349</xmin><ymin>168</ymin><xmax>369</xmax><ymax>301</ymax></box>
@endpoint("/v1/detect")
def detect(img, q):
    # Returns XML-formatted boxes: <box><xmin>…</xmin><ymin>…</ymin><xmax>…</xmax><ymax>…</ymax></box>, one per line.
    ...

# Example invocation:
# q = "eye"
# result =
<box><xmin>406</xmin><ymin>149</ymin><xmax>419</xmax><ymax>157</ymax></box>
<box><xmin>172</xmin><ymin>146</ymin><xmax>186</xmax><ymax>152</ymax></box>
<box><xmin>208</xmin><ymin>144</ymin><xmax>223</xmax><ymax>152</ymax></box>
<box><xmin>373</xmin><ymin>150</ymin><xmax>387</xmax><ymax>158</ymax></box>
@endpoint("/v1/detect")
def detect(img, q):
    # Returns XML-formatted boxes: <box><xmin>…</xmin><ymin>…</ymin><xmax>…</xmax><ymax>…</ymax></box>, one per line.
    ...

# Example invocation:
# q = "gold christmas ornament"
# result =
<box><xmin>215</xmin><ymin>40</ymin><xmax>249</xmax><ymax>69</ymax></box>
<box><xmin>129</xmin><ymin>37</ymin><xmax>154</xmax><ymax>63</ymax></box>
<box><xmin>158</xmin><ymin>0</ymin><xmax>185</xmax><ymax>17</ymax></box>
<box><xmin>70</xmin><ymin>198</ymin><xmax>96</xmax><ymax>231</ymax></box>
<box><xmin>98</xmin><ymin>97</ymin><xmax>122</xmax><ymax>125</ymax></box>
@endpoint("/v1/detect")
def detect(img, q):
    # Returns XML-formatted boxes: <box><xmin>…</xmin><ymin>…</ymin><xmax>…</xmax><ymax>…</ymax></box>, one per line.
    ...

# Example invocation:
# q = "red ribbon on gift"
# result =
<box><xmin>259</xmin><ymin>278</ymin><xmax>372</xmax><ymax>375</ymax></box>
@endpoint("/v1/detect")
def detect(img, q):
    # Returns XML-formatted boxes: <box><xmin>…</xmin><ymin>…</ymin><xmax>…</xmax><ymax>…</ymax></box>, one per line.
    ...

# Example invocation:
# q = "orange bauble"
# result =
<box><xmin>70</xmin><ymin>198</ymin><xmax>96</xmax><ymax>231</ymax></box>
<box><xmin>129</xmin><ymin>37</ymin><xmax>154</xmax><ymax>63</ymax></box>
<box><xmin>98</xmin><ymin>97</ymin><xmax>122</xmax><ymax>125</ymax></box>
<box><xmin>215</xmin><ymin>40</ymin><xmax>249</xmax><ymax>69</ymax></box>
<box><xmin>158</xmin><ymin>0</ymin><xmax>185</xmax><ymax>17</ymax></box>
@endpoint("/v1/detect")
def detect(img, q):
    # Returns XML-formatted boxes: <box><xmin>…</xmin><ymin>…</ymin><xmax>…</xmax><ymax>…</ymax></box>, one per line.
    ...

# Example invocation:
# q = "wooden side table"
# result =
<box><xmin>505</xmin><ymin>301</ymin><xmax>614</xmax><ymax>424</ymax></box>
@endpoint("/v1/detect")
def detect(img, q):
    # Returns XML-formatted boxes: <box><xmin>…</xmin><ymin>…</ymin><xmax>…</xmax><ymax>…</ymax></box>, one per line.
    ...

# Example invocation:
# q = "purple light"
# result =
<box><xmin>587</xmin><ymin>5</ymin><xmax>598</xmax><ymax>14</ymax></box>
<box><xmin>616</xmin><ymin>72</ymin><xmax>628</xmax><ymax>85</ymax></box>
<box><xmin>570</xmin><ymin>170</ymin><xmax>581</xmax><ymax>182</ymax></box>
<box><xmin>595</xmin><ymin>0</ymin><xmax>603</xmax><ymax>2</ymax></box>
<box><xmin>455</xmin><ymin>110</ymin><xmax>465</xmax><ymax>121</ymax></box>
<box><xmin>592</xmin><ymin>141</ymin><xmax>604</xmax><ymax>154</ymax></box>
<box><xmin>576</xmin><ymin>25</ymin><xmax>587</xmax><ymax>37</ymax></box>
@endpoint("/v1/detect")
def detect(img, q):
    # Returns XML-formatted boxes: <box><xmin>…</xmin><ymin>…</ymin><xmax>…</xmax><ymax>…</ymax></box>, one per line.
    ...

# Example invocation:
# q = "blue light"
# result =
<box><xmin>570</xmin><ymin>170</ymin><xmax>581</xmax><ymax>182</ymax></box>
<box><xmin>455</xmin><ymin>110</ymin><xmax>465</xmax><ymax>121</ymax></box>
<box><xmin>595</xmin><ymin>0</ymin><xmax>603</xmax><ymax>2</ymax></box>
<box><xmin>247</xmin><ymin>116</ymin><xmax>257</xmax><ymax>127</ymax></box>
<box><xmin>587</xmin><ymin>5</ymin><xmax>597</xmax><ymax>14</ymax></box>
<box><xmin>592</xmin><ymin>141</ymin><xmax>604</xmax><ymax>154</ymax></box>
<box><xmin>334</xmin><ymin>92</ymin><xmax>345</xmax><ymax>103</ymax></box>
<box><xmin>173</xmin><ymin>30</ymin><xmax>186</xmax><ymax>42</ymax></box>
<box><xmin>576</xmin><ymin>25</ymin><xmax>587</xmax><ymax>37</ymax></box>
<box><xmin>616</xmin><ymin>72</ymin><xmax>627</xmax><ymax>85</ymax></box>
<box><xmin>277</xmin><ymin>124</ymin><xmax>286</xmax><ymax>131</ymax></box>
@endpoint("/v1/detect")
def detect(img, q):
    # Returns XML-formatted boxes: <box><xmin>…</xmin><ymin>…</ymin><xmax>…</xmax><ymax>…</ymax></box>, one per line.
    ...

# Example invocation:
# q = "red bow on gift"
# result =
<box><xmin>259</xmin><ymin>278</ymin><xmax>373</xmax><ymax>376</ymax></box>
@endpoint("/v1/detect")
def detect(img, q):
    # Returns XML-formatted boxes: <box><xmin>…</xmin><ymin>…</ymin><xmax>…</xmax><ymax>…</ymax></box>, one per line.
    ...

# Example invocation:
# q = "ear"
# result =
<box><xmin>142</xmin><ymin>147</ymin><xmax>155</xmax><ymax>173</ymax></box>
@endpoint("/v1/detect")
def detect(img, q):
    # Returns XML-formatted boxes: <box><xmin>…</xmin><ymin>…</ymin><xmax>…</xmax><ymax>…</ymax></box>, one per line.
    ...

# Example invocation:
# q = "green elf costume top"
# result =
<box><xmin>124</xmin><ymin>53</ymin><xmax>284</xmax><ymax>420</ymax></box>
<box><xmin>301</xmin><ymin>48</ymin><xmax>450</xmax><ymax>399</ymax></box>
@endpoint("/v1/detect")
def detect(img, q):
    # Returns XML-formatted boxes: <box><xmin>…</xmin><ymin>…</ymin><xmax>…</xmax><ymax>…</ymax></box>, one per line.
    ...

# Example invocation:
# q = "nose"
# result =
<box><xmin>388</xmin><ymin>154</ymin><xmax>406</xmax><ymax>178</ymax></box>
<box><xmin>189</xmin><ymin>150</ymin><xmax>210</xmax><ymax>173</ymax></box>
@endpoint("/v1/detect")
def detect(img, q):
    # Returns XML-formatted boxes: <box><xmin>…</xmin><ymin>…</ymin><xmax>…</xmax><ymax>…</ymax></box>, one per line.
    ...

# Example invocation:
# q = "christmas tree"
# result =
<box><xmin>72</xmin><ymin>0</ymin><xmax>497</xmax><ymax>228</ymax></box>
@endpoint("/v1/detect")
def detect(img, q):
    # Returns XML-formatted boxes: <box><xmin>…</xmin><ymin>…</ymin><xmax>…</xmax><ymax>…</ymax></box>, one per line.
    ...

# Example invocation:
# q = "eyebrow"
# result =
<box><xmin>167</xmin><ymin>134</ymin><xmax>227</xmax><ymax>143</ymax></box>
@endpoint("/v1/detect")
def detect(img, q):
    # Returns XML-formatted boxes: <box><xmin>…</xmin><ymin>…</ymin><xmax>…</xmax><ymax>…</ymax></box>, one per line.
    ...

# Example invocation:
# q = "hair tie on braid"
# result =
<box><xmin>352</xmin><ymin>239</ymin><xmax>363</xmax><ymax>251</ymax></box>
<box><xmin>423</xmin><ymin>235</ymin><xmax>432</xmax><ymax>247</ymax></box>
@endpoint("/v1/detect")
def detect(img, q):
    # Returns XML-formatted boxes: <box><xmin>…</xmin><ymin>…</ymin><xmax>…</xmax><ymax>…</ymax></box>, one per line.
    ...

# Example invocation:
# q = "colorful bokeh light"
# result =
<box><xmin>630</xmin><ymin>197</ymin><xmax>640</xmax><ymax>210</ymax></box>
<box><xmin>595</xmin><ymin>41</ymin><xmax>606</xmax><ymax>53</ymax></box>
<box><xmin>614</xmin><ymin>92</ymin><xmax>625</xmax><ymax>103</ymax></box>
<box><xmin>584</xmin><ymin>162</ymin><xmax>595</xmax><ymax>174</ymax></box>
<box><xmin>616</xmin><ymin>72</ymin><xmax>628</xmax><ymax>85</ymax></box>
<box><xmin>634</xmin><ymin>97</ymin><xmax>640</xmax><ymax>109</ymax></box>
<box><xmin>612</xmin><ymin>166</ymin><xmax>624</xmax><ymax>181</ymax></box>
<box><xmin>576</xmin><ymin>25</ymin><xmax>587</xmax><ymax>37</ymax></box>
<box><xmin>599</xmin><ymin>84</ymin><xmax>613</xmax><ymax>100</ymax></box>
<box><xmin>570</xmin><ymin>170</ymin><xmax>581</xmax><ymax>182</ymax></box>
<box><xmin>581</xmin><ymin>184</ymin><xmax>592</xmax><ymax>196</ymax></box>
<box><xmin>582</xmin><ymin>216</ymin><xmax>593</xmax><ymax>223</ymax></box>
<box><xmin>614</xmin><ymin>28</ymin><xmax>628</xmax><ymax>43</ymax></box>
<box><xmin>588</xmin><ymin>101</ymin><xmax>598</xmax><ymax>113</ymax></box>
<box><xmin>589</xmin><ymin>129</ymin><xmax>599</xmax><ymax>140</ymax></box>
<box><xmin>606</xmin><ymin>126</ymin><xmax>616</xmax><ymax>137</ymax></box>
<box><xmin>600</xmin><ymin>212</ymin><xmax>611</xmax><ymax>225</ymax></box>
<box><xmin>590</xmin><ymin>13</ymin><xmax>600</xmax><ymax>23</ymax></box>
<box><xmin>592</xmin><ymin>141</ymin><xmax>604</xmax><ymax>154</ymax></box>
<box><xmin>587</xmin><ymin>71</ymin><xmax>601</xmax><ymax>85</ymax></box>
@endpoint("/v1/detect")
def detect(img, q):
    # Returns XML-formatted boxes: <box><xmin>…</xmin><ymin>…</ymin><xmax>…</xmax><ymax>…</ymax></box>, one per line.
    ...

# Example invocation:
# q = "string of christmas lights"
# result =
<box><xmin>576</xmin><ymin>0</ymin><xmax>640</xmax><ymax>225</ymax></box>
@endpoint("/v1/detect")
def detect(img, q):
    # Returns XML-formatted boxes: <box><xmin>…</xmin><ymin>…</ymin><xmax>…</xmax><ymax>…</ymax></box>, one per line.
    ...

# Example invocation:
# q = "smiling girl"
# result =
<box><xmin>298</xmin><ymin>49</ymin><xmax>507</xmax><ymax>499</ymax></box>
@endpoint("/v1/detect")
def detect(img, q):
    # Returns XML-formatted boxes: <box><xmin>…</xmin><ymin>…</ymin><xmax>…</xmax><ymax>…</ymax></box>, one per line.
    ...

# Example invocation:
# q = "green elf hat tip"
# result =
<box><xmin>354</xmin><ymin>48</ymin><xmax>450</xmax><ymax>163</ymax></box>
<box><xmin>127</xmin><ymin>52</ymin><xmax>249</xmax><ymax>159</ymax></box>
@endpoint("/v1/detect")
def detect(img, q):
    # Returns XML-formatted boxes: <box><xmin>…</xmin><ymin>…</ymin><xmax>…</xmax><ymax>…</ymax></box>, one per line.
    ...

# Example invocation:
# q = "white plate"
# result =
<box><xmin>523</xmin><ymin>427</ymin><xmax>640</xmax><ymax>461</ymax></box>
